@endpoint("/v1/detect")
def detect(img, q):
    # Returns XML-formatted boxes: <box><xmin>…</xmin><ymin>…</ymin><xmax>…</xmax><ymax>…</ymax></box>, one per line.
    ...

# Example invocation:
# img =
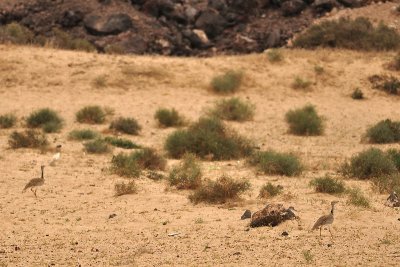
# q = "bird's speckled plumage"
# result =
<box><xmin>22</xmin><ymin>165</ymin><xmax>45</xmax><ymax>197</ymax></box>
<box><xmin>312</xmin><ymin>201</ymin><xmax>338</xmax><ymax>237</ymax></box>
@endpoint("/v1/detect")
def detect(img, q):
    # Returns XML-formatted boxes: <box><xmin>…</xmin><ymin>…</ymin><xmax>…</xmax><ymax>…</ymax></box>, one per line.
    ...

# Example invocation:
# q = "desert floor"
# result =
<box><xmin>0</xmin><ymin>44</ymin><xmax>400</xmax><ymax>266</ymax></box>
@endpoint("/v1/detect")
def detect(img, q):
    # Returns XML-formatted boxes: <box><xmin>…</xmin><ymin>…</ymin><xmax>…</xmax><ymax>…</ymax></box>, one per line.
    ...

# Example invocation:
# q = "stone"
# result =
<box><xmin>241</xmin><ymin>209</ymin><xmax>252</xmax><ymax>220</ymax></box>
<box><xmin>84</xmin><ymin>13</ymin><xmax>133</xmax><ymax>36</ymax></box>
<box><xmin>281</xmin><ymin>0</ymin><xmax>306</xmax><ymax>16</ymax></box>
<box><xmin>195</xmin><ymin>9</ymin><xmax>227</xmax><ymax>39</ymax></box>
<box><xmin>60</xmin><ymin>10</ymin><xmax>84</xmax><ymax>28</ymax></box>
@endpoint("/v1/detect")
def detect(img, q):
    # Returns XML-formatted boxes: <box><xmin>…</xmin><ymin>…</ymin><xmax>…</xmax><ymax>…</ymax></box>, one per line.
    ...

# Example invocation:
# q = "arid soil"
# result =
<box><xmin>1</xmin><ymin>45</ymin><xmax>400</xmax><ymax>266</ymax></box>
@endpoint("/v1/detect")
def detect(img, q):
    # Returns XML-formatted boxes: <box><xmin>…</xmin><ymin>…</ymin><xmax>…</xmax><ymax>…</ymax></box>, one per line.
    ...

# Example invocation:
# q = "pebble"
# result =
<box><xmin>108</xmin><ymin>214</ymin><xmax>117</xmax><ymax>219</ymax></box>
<box><xmin>281</xmin><ymin>231</ymin><xmax>289</xmax><ymax>236</ymax></box>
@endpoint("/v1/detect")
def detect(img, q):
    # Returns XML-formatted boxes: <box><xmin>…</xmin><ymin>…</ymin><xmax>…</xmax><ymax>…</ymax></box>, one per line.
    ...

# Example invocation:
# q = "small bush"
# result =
<box><xmin>84</xmin><ymin>139</ymin><xmax>111</xmax><ymax>154</ymax></box>
<box><xmin>114</xmin><ymin>180</ymin><xmax>137</xmax><ymax>196</ymax></box>
<box><xmin>249</xmin><ymin>150</ymin><xmax>303</xmax><ymax>176</ymax></box>
<box><xmin>314</xmin><ymin>65</ymin><xmax>324</xmax><ymax>75</ymax></box>
<box><xmin>52</xmin><ymin>28</ymin><xmax>96</xmax><ymax>52</ymax></box>
<box><xmin>292</xmin><ymin>77</ymin><xmax>312</xmax><ymax>90</ymax></box>
<box><xmin>366</xmin><ymin>119</ymin><xmax>400</xmax><ymax>144</ymax></box>
<box><xmin>386</xmin><ymin>52</ymin><xmax>400</xmax><ymax>71</ymax></box>
<box><xmin>259</xmin><ymin>183</ymin><xmax>283</xmax><ymax>198</ymax></box>
<box><xmin>209</xmin><ymin>97</ymin><xmax>255</xmax><ymax>122</ymax></box>
<box><xmin>131</xmin><ymin>148</ymin><xmax>166</xmax><ymax>171</ymax></box>
<box><xmin>68</xmin><ymin>129</ymin><xmax>99</xmax><ymax>141</ymax></box>
<box><xmin>168</xmin><ymin>153</ymin><xmax>202</xmax><ymax>189</ymax></box>
<box><xmin>387</xmin><ymin>148</ymin><xmax>400</xmax><ymax>171</ymax></box>
<box><xmin>346</xmin><ymin>187</ymin><xmax>370</xmax><ymax>208</ymax></box>
<box><xmin>154</xmin><ymin>108</ymin><xmax>185</xmax><ymax>127</ymax></box>
<box><xmin>92</xmin><ymin>75</ymin><xmax>107</xmax><ymax>88</ymax></box>
<box><xmin>293</xmin><ymin>17</ymin><xmax>400</xmax><ymax>51</ymax></box>
<box><xmin>165</xmin><ymin>117</ymin><xmax>253</xmax><ymax>160</ymax></box>
<box><xmin>110</xmin><ymin>117</ymin><xmax>141</xmax><ymax>135</ymax></box>
<box><xmin>351</xmin><ymin>88</ymin><xmax>364</xmax><ymax>100</ymax></box>
<box><xmin>285</xmin><ymin>105</ymin><xmax>323</xmax><ymax>136</ymax></box>
<box><xmin>372</xmin><ymin>174</ymin><xmax>400</xmax><ymax>194</ymax></box>
<box><xmin>8</xmin><ymin>130</ymin><xmax>48</xmax><ymax>149</ymax></box>
<box><xmin>341</xmin><ymin>148</ymin><xmax>397</xmax><ymax>179</ymax></box>
<box><xmin>189</xmin><ymin>175</ymin><xmax>250</xmax><ymax>204</ymax></box>
<box><xmin>0</xmin><ymin>22</ymin><xmax>35</xmax><ymax>45</ymax></box>
<box><xmin>111</xmin><ymin>153</ymin><xmax>141</xmax><ymax>178</ymax></box>
<box><xmin>369</xmin><ymin>75</ymin><xmax>400</xmax><ymax>95</ymax></box>
<box><xmin>104</xmin><ymin>44</ymin><xmax>126</xmax><ymax>55</ymax></box>
<box><xmin>0</xmin><ymin>113</ymin><xmax>16</xmax><ymax>128</ymax></box>
<box><xmin>211</xmin><ymin>70</ymin><xmax>243</xmax><ymax>94</ymax></box>
<box><xmin>76</xmin><ymin>106</ymin><xmax>106</xmax><ymax>124</ymax></box>
<box><xmin>309</xmin><ymin>176</ymin><xmax>346</xmax><ymax>194</ymax></box>
<box><xmin>104</xmin><ymin>136</ymin><xmax>140</xmax><ymax>149</ymax></box>
<box><xmin>26</xmin><ymin>108</ymin><xmax>63</xmax><ymax>133</ymax></box>
<box><xmin>267</xmin><ymin>49</ymin><xmax>283</xmax><ymax>62</ymax></box>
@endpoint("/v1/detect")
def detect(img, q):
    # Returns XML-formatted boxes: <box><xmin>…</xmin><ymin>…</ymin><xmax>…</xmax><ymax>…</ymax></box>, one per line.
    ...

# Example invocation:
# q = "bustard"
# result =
<box><xmin>312</xmin><ymin>201</ymin><xmax>339</xmax><ymax>237</ymax></box>
<box><xmin>22</xmin><ymin>165</ymin><xmax>45</xmax><ymax>197</ymax></box>
<box><xmin>49</xmin><ymin>144</ymin><xmax>62</xmax><ymax>166</ymax></box>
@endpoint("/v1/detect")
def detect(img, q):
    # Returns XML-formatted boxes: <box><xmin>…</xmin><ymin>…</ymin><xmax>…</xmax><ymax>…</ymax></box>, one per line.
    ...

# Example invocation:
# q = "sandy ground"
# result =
<box><xmin>0</xmin><ymin>44</ymin><xmax>400</xmax><ymax>266</ymax></box>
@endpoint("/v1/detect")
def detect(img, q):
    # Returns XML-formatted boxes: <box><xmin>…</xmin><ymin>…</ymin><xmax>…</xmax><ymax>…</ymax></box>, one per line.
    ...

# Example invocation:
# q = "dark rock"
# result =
<box><xmin>259</xmin><ymin>0</ymin><xmax>272</xmax><ymax>8</ymax></box>
<box><xmin>99</xmin><ymin>0</ymin><xmax>112</xmax><ymax>5</ymax></box>
<box><xmin>208</xmin><ymin>0</ymin><xmax>228</xmax><ymax>12</ymax></box>
<box><xmin>195</xmin><ymin>9</ymin><xmax>227</xmax><ymax>39</ymax></box>
<box><xmin>241</xmin><ymin>209</ymin><xmax>252</xmax><ymax>220</ymax></box>
<box><xmin>142</xmin><ymin>0</ymin><xmax>175</xmax><ymax>18</ymax></box>
<box><xmin>265</xmin><ymin>29</ymin><xmax>281</xmax><ymax>48</ymax></box>
<box><xmin>228</xmin><ymin>0</ymin><xmax>259</xmax><ymax>13</ymax></box>
<box><xmin>60</xmin><ymin>10</ymin><xmax>84</xmax><ymax>28</ymax></box>
<box><xmin>281</xmin><ymin>0</ymin><xmax>306</xmax><ymax>16</ymax></box>
<box><xmin>233</xmin><ymin>252</ymin><xmax>241</xmax><ymax>255</ymax></box>
<box><xmin>108</xmin><ymin>213</ymin><xmax>117</xmax><ymax>219</ymax></box>
<box><xmin>84</xmin><ymin>13</ymin><xmax>133</xmax><ymax>36</ymax></box>
<box><xmin>250</xmin><ymin>203</ymin><xmax>298</xmax><ymax>228</ymax></box>
<box><xmin>312</xmin><ymin>0</ymin><xmax>338</xmax><ymax>13</ymax></box>
<box><xmin>281</xmin><ymin>231</ymin><xmax>289</xmax><ymax>236</ymax></box>
<box><xmin>337</xmin><ymin>0</ymin><xmax>361</xmax><ymax>7</ymax></box>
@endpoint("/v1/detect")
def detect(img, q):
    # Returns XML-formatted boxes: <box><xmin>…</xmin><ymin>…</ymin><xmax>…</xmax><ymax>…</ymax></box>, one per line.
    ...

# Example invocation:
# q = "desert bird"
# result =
<box><xmin>22</xmin><ymin>165</ymin><xmax>45</xmax><ymax>197</ymax></box>
<box><xmin>49</xmin><ymin>144</ymin><xmax>62</xmax><ymax>166</ymax></box>
<box><xmin>312</xmin><ymin>201</ymin><xmax>339</xmax><ymax>237</ymax></box>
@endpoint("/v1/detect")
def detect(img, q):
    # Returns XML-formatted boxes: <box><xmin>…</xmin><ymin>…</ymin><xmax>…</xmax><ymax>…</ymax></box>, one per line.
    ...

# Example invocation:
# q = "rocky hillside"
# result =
<box><xmin>0</xmin><ymin>0</ymin><xmax>369</xmax><ymax>55</ymax></box>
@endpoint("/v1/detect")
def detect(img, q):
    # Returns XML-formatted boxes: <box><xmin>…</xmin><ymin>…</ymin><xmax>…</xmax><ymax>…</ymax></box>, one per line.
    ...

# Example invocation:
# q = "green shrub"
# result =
<box><xmin>309</xmin><ymin>176</ymin><xmax>346</xmax><ymax>194</ymax></box>
<box><xmin>0</xmin><ymin>113</ymin><xmax>16</xmax><ymax>128</ymax></box>
<box><xmin>189</xmin><ymin>175</ymin><xmax>250</xmax><ymax>204</ymax></box>
<box><xmin>341</xmin><ymin>148</ymin><xmax>397</xmax><ymax>179</ymax></box>
<box><xmin>131</xmin><ymin>148</ymin><xmax>166</xmax><ymax>171</ymax></box>
<box><xmin>52</xmin><ymin>28</ymin><xmax>96</xmax><ymax>52</ymax></box>
<box><xmin>387</xmin><ymin>149</ymin><xmax>400</xmax><ymax>171</ymax></box>
<box><xmin>369</xmin><ymin>74</ymin><xmax>400</xmax><ymax>95</ymax></box>
<box><xmin>285</xmin><ymin>105</ymin><xmax>323</xmax><ymax>136</ymax></box>
<box><xmin>26</xmin><ymin>108</ymin><xmax>63</xmax><ymax>133</ymax></box>
<box><xmin>104</xmin><ymin>136</ymin><xmax>140</xmax><ymax>149</ymax></box>
<box><xmin>110</xmin><ymin>117</ymin><xmax>141</xmax><ymax>135</ymax></box>
<box><xmin>249</xmin><ymin>150</ymin><xmax>303</xmax><ymax>176</ymax></box>
<box><xmin>68</xmin><ymin>129</ymin><xmax>99</xmax><ymax>140</ymax></box>
<box><xmin>84</xmin><ymin>139</ymin><xmax>111</xmax><ymax>154</ymax></box>
<box><xmin>111</xmin><ymin>153</ymin><xmax>141</xmax><ymax>178</ymax></box>
<box><xmin>76</xmin><ymin>106</ymin><xmax>106</xmax><ymax>124</ymax></box>
<box><xmin>293</xmin><ymin>17</ymin><xmax>400</xmax><ymax>51</ymax></box>
<box><xmin>346</xmin><ymin>187</ymin><xmax>370</xmax><ymax>208</ymax></box>
<box><xmin>8</xmin><ymin>130</ymin><xmax>48</xmax><ymax>149</ymax></box>
<box><xmin>259</xmin><ymin>183</ymin><xmax>283</xmax><ymax>198</ymax></box>
<box><xmin>0</xmin><ymin>22</ymin><xmax>35</xmax><ymax>45</ymax></box>
<box><xmin>104</xmin><ymin>44</ymin><xmax>126</xmax><ymax>55</ymax></box>
<box><xmin>168</xmin><ymin>154</ymin><xmax>202</xmax><ymax>189</ymax></box>
<box><xmin>165</xmin><ymin>117</ymin><xmax>253</xmax><ymax>160</ymax></box>
<box><xmin>267</xmin><ymin>49</ymin><xmax>283</xmax><ymax>62</ymax></box>
<box><xmin>114</xmin><ymin>180</ymin><xmax>137</xmax><ymax>196</ymax></box>
<box><xmin>92</xmin><ymin>75</ymin><xmax>107</xmax><ymax>88</ymax></box>
<box><xmin>292</xmin><ymin>77</ymin><xmax>312</xmax><ymax>90</ymax></box>
<box><xmin>314</xmin><ymin>65</ymin><xmax>324</xmax><ymax>75</ymax></box>
<box><xmin>366</xmin><ymin>119</ymin><xmax>400</xmax><ymax>144</ymax></box>
<box><xmin>211</xmin><ymin>70</ymin><xmax>243</xmax><ymax>94</ymax></box>
<box><xmin>351</xmin><ymin>88</ymin><xmax>364</xmax><ymax>100</ymax></box>
<box><xmin>209</xmin><ymin>97</ymin><xmax>255</xmax><ymax>122</ymax></box>
<box><xmin>154</xmin><ymin>108</ymin><xmax>185</xmax><ymax>127</ymax></box>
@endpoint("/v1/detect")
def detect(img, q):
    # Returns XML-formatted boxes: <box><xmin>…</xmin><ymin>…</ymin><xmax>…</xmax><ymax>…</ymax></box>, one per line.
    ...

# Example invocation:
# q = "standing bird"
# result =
<box><xmin>22</xmin><ymin>165</ymin><xmax>45</xmax><ymax>197</ymax></box>
<box><xmin>312</xmin><ymin>201</ymin><xmax>339</xmax><ymax>238</ymax></box>
<box><xmin>49</xmin><ymin>144</ymin><xmax>62</xmax><ymax>166</ymax></box>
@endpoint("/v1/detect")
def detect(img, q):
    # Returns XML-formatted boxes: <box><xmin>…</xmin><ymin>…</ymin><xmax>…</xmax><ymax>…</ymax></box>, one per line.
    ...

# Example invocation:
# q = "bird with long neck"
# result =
<box><xmin>22</xmin><ymin>165</ymin><xmax>45</xmax><ymax>198</ymax></box>
<box><xmin>312</xmin><ymin>201</ymin><xmax>339</xmax><ymax>238</ymax></box>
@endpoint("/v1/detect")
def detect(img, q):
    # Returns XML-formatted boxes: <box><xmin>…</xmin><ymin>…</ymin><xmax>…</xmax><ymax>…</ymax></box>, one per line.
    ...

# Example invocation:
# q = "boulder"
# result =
<box><xmin>228</xmin><ymin>0</ymin><xmax>259</xmax><ymax>13</ymax></box>
<box><xmin>265</xmin><ymin>29</ymin><xmax>281</xmax><ymax>48</ymax></box>
<box><xmin>312</xmin><ymin>0</ymin><xmax>338</xmax><ymax>13</ymax></box>
<box><xmin>208</xmin><ymin>0</ymin><xmax>228</xmax><ymax>12</ymax></box>
<box><xmin>142</xmin><ymin>0</ymin><xmax>175</xmax><ymax>18</ymax></box>
<box><xmin>337</xmin><ymin>0</ymin><xmax>361</xmax><ymax>7</ymax></box>
<box><xmin>60</xmin><ymin>10</ymin><xmax>84</xmax><ymax>28</ymax></box>
<box><xmin>241</xmin><ymin>209</ymin><xmax>252</xmax><ymax>220</ymax></box>
<box><xmin>250</xmin><ymin>203</ymin><xmax>298</xmax><ymax>228</ymax></box>
<box><xmin>84</xmin><ymin>13</ymin><xmax>133</xmax><ymax>36</ymax></box>
<box><xmin>281</xmin><ymin>0</ymin><xmax>306</xmax><ymax>16</ymax></box>
<box><xmin>195</xmin><ymin>9</ymin><xmax>227</xmax><ymax>39</ymax></box>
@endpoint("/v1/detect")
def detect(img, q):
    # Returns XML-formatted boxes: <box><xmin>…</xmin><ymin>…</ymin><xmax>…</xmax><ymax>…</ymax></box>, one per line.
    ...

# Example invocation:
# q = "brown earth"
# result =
<box><xmin>1</xmin><ymin>44</ymin><xmax>400</xmax><ymax>266</ymax></box>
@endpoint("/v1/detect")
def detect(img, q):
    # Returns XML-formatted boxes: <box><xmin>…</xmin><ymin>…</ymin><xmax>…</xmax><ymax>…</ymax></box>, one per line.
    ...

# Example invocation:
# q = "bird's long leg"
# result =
<box><xmin>329</xmin><ymin>226</ymin><xmax>333</xmax><ymax>238</ymax></box>
<box><xmin>320</xmin><ymin>227</ymin><xmax>322</xmax><ymax>238</ymax></box>
<box><xmin>34</xmin><ymin>189</ymin><xmax>37</xmax><ymax>198</ymax></box>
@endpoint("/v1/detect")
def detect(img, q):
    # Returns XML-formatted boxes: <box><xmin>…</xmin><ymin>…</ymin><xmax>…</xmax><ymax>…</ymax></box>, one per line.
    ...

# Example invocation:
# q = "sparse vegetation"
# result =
<box><xmin>386</xmin><ymin>52</ymin><xmax>400</xmax><ymax>71</ymax></box>
<box><xmin>52</xmin><ymin>28</ymin><xmax>96</xmax><ymax>52</ymax></box>
<box><xmin>267</xmin><ymin>49</ymin><xmax>283</xmax><ymax>62</ymax></box>
<box><xmin>104</xmin><ymin>136</ymin><xmax>140</xmax><ymax>149</ymax></box>
<box><xmin>168</xmin><ymin>153</ymin><xmax>202</xmax><ymax>189</ymax></box>
<box><xmin>387</xmin><ymin>148</ymin><xmax>400</xmax><ymax>171</ymax></box>
<box><xmin>111</xmin><ymin>152</ymin><xmax>141</xmax><ymax>178</ymax></box>
<box><xmin>314</xmin><ymin>65</ymin><xmax>324</xmax><ymax>75</ymax></box>
<box><xmin>346</xmin><ymin>187</ymin><xmax>370</xmax><ymax>208</ymax></box>
<box><xmin>84</xmin><ymin>139</ymin><xmax>111</xmax><ymax>154</ymax></box>
<box><xmin>366</xmin><ymin>119</ymin><xmax>400</xmax><ymax>144</ymax></box>
<box><xmin>249</xmin><ymin>150</ymin><xmax>303</xmax><ymax>176</ymax></box>
<box><xmin>341</xmin><ymin>148</ymin><xmax>397</xmax><ymax>179</ymax></box>
<box><xmin>292</xmin><ymin>77</ymin><xmax>312</xmax><ymax>90</ymax></box>
<box><xmin>371</xmin><ymin>174</ymin><xmax>400</xmax><ymax>194</ymax></box>
<box><xmin>8</xmin><ymin>130</ymin><xmax>48</xmax><ymax>149</ymax></box>
<box><xmin>189</xmin><ymin>175</ymin><xmax>250</xmax><ymax>204</ymax></box>
<box><xmin>26</xmin><ymin>108</ymin><xmax>63</xmax><ymax>133</ymax></box>
<box><xmin>211</xmin><ymin>70</ymin><xmax>243</xmax><ymax>94</ymax></box>
<box><xmin>68</xmin><ymin>129</ymin><xmax>99</xmax><ymax>141</ymax></box>
<box><xmin>302</xmin><ymin>250</ymin><xmax>314</xmax><ymax>264</ymax></box>
<box><xmin>110</xmin><ymin>117</ymin><xmax>141</xmax><ymax>135</ymax></box>
<box><xmin>165</xmin><ymin>117</ymin><xmax>253</xmax><ymax>160</ymax></box>
<box><xmin>285</xmin><ymin>105</ymin><xmax>323</xmax><ymax>136</ymax></box>
<box><xmin>0</xmin><ymin>113</ymin><xmax>16</xmax><ymax>129</ymax></box>
<box><xmin>76</xmin><ymin>106</ymin><xmax>106</xmax><ymax>124</ymax></box>
<box><xmin>293</xmin><ymin>17</ymin><xmax>400</xmax><ymax>51</ymax></box>
<box><xmin>131</xmin><ymin>148</ymin><xmax>166</xmax><ymax>171</ymax></box>
<box><xmin>114</xmin><ymin>180</ymin><xmax>137</xmax><ymax>196</ymax></box>
<box><xmin>369</xmin><ymin>74</ymin><xmax>400</xmax><ymax>95</ymax></box>
<box><xmin>209</xmin><ymin>97</ymin><xmax>255</xmax><ymax>122</ymax></box>
<box><xmin>309</xmin><ymin>176</ymin><xmax>346</xmax><ymax>194</ymax></box>
<box><xmin>0</xmin><ymin>22</ymin><xmax>35</xmax><ymax>45</ymax></box>
<box><xmin>92</xmin><ymin>75</ymin><xmax>107</xmax><ymax>88</ymax></box>
<box><xmin>154</xmin><ymin>108</ymin><xmax>185</xmax><ymax>127</ymax></box>
<box><xmin>259</xmin><ymin>183</ymin><xmax>283</xmax><ymax>198</ymax></box>
<box><xmin>351</xmin><ymin>88</ymin><xmax>364</xmax><ymax>100</ymax></box>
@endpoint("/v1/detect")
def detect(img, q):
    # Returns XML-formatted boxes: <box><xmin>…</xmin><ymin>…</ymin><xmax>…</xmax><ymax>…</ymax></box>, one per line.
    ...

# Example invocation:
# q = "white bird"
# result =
<box><xmin>49</xmin><ymin>145</ymin><xmax>62</xmax><ymax>166</ymax></box>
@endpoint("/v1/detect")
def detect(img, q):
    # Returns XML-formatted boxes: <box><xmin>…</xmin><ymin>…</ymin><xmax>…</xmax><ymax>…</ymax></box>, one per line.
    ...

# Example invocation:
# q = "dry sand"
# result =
<box><xmin>0</xmin><ymin>44</ymin><xmax>400</xmax><ymax>266</ymax></box>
